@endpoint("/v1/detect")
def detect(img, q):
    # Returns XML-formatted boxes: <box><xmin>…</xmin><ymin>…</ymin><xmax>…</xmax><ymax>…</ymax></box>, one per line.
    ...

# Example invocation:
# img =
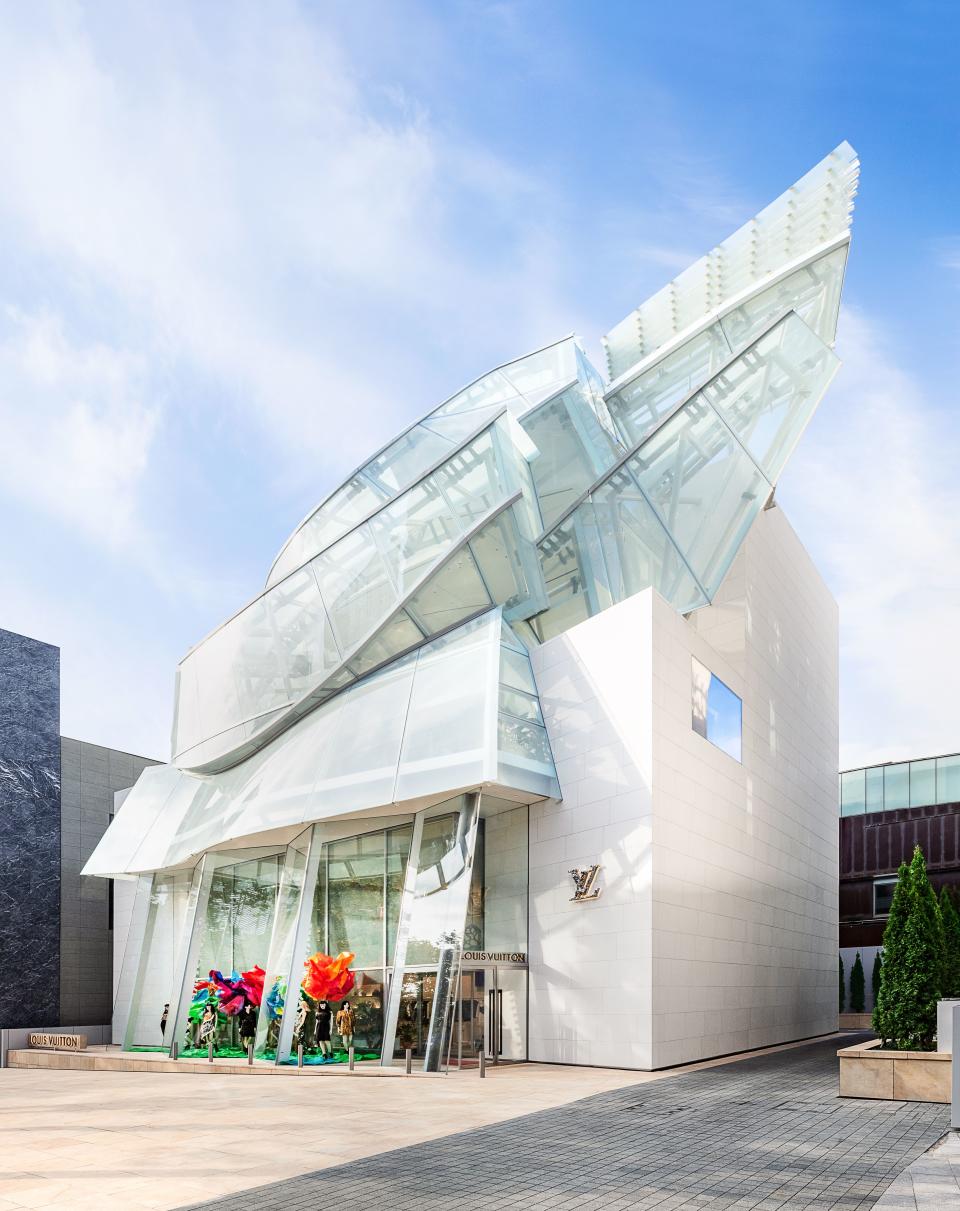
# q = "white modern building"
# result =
<box><xmin>86</xmin><ymin>143</ymin><xmax>857</xmax><ymax>1071</ymax></box>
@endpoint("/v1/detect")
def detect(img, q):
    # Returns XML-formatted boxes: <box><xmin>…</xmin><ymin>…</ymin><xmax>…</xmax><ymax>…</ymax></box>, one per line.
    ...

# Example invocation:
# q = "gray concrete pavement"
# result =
<box><xmin>184</xmin><ymin>1035</ymin><xmax>950</xmax><ymax>1210</ymax></box>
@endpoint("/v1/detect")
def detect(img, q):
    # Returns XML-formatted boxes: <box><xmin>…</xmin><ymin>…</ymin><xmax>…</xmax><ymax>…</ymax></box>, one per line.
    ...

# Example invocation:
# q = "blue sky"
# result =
<box><xmin>0</xmin><ymin>1</ymin><xmax>957</xmax><ymax>768</ymax></box>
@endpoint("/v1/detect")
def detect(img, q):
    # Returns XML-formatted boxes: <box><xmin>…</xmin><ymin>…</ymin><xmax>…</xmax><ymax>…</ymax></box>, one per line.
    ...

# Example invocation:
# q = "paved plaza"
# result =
<box><xmin>0</xmin><ymin>1036</ymin><xmax>953</xmax><ymax>1210</ymax></box>
<box><xmin>186</xmin><ymin>1037</ymin><xmax>950</xmax><ymax>1211</ymax></box>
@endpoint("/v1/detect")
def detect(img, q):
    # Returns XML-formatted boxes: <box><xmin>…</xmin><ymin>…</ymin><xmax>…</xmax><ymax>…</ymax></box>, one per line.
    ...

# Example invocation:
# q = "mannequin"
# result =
<box><xmin>239</xmin><ymin>1005</ymin><xmax>258</xmax><ymax>1048</ymax></box>
<box><xmin>160</xmin><ymin>1003</ymin><xmax>169</xmax><ymax>1038</ymax></box>
<box><xmin>314</xmin><ymin>999</ymin><xmax>333</xmax><ymax>1060</ymax></box>
<box><xmin>294</xmin><ymin>994</ymin><xmax>309</xmax><ymax>1048</ymax></box>
<box><xmin>198</xmin><ymin>1003</ymin><xmax>217</xmax><ymax>1050</ymax></box>
<box><xmin>336</xmin><ymin>1000</ymin><xmax>355</xmax><ymax>1054</ymax></box>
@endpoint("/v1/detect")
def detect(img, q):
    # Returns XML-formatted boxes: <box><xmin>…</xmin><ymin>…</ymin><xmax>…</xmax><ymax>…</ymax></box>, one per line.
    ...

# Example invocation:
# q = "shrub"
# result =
<box><xmin>871</xmin><ymin>951</ymin><xmax>883</xmax><ymax>1008</ymax></box>
<box><xmin>839</xmin><ymin>955</ymin><xmax>845</xmax><ymax>1013</ymax></box>
<box><xmin>850</xmin><ymin>952</ymin><xmax>865</xmax><ymax>1013</ymax></box>
<box><xmin>873</xmin><ymin>846</ymin><xmax>945</xmax><ymax>1050</ymax></box>
<box><xmin>940</xmin><ymin>886</ymin><xmax>960</xmax><ymax>998</ymax></box>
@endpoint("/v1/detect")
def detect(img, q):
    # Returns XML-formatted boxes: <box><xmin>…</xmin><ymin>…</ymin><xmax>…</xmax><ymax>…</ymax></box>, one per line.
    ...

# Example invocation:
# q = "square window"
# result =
<box><xmin>692</xmin><ymin>657</ymin><xmax>742</xmax><ymax>763</ymax></box>
<box><xmin>874</xmin><ymin>877</ymin><xmax>898</xmax><ymax>917</ymax></box>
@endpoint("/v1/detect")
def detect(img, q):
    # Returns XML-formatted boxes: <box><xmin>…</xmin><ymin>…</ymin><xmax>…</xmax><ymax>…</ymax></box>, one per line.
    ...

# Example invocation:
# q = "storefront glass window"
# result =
<box><xmin>909</xmin><ymin>759</ymin><xmax>937</xmax><ymax>808</ymax></box>
<box><xmin>840</xmin><ymin>770</ymin><xmax>865</xmax><ymax>816</ymax></box>
<box><xmin>328</xmin><ymin>831</ymin><xmax>385</xmax><ymax>969</ymax></box>
<box><xmin>865</xmin><ymin>766</ymin><xmax>884</xmax><ymax>813</ymax></box>
<box><xmin>938</xmin><ymin>755</ymin><xmax>960</xmax><ymax>805</ymax></box>
<box><xmin>883</xmin><ymin>764</ymin><xmax>910</xmax><ymax>811</ymax></box>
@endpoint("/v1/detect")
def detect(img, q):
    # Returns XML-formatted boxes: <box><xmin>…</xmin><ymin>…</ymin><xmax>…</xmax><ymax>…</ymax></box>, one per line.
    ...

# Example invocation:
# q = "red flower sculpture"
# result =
<box><xmin>209</xmin><ymin>965</ymin><xmax>266</xmax><ymax>1016</ymax></box>
<box><xmin>302</xmin><ymin>951</ymin><xmax>355</xmax><ymax>1003</ymax></box>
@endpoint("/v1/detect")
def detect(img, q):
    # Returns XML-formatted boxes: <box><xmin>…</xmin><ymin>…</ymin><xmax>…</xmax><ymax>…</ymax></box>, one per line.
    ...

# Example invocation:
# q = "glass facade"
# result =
<box><xmin>840</xmin><ymin>753</ymin><xmax>960</xmax><ymax>816</ymax></box>
<box><xmin>123</xmin><ymin>795</ymin><xmax>529</xmax><ymax>1071</ymax></box>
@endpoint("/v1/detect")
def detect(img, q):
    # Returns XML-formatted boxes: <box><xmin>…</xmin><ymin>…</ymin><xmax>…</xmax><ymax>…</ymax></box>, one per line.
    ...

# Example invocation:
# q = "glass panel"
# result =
<box><xmin>605</xmin><ymin>322</ymin><xmax>732</xmax><ymax>446</ymax></box>
<box><xmin>499</xmin><ymin>645</ymin><xmax>538</xmax><ymax>696</ymax></box>
<box><xmin>387</xmin><ymin>825</ymin><xmax>413</xmax><ymax>966</ymax></box>
<box><xmin>883</xmin><ymin>764</ymin><xmax>910</xmax><ymax>811</ymax></box>
<box><xmin>692</xmin><ymin>656</ymin><xmax>742</xmax><ymax>762</ymax></box>
<box><xmin>468</xmin><ymin>512</ymin><xmax>531</xmax><ymax>616</ymax></box>
<box><xmin>865</xmin><ymin>766</ymin><xmax>884</xmax><ymax>813</ymax></box>
<box><xmin>603</xmin><ymin>143</ymin><xmax>857</xmax><ymax>376</ymax></box>
<box><xmin>532</xmin><ymin>510</ymin><xmax>611</xmax><ymax>642</ymax></box>
<box><xmin>874</xmin><ymin>878</ymin><xmax>898</xmax><ymax>917</ymax></box>
<box><xmin>268</xmin><ymin>474</ymin><xmax>389</xmax><ymax>585</ymax></box>
<box><xmin>909</xmin><ymin>759</ymin><xmax>937</xmax><ymax>808</ymax></box>
<box><xmin>364</xmin><ymin>425</ymin><xmax>453</xmax><ymax>495</ymax></box>
<box><xmin>479</xmin><ymin>803</ymin><xmax>528</xmax><ymax>953</ymax></box>
<box><xmin>405</xmin><ymin>809</ymin><xmax>475</xmax><ymax>968</ymax></box>
<box><xmin>124</xmin><ymin>870</ymin><xmax>194</xmax><ymax>1051</ymax></box>
<box><xmin>521</xmin><ymin>388</ymin><xmax>620</xmax><ymax>528</ymax></box>
<box><xmin>434</xmin><ymin>431</ymin><xmax>503</xmax><ymax>528</ymax></box>
<box><xmin>177</xmin><ymin>567</ymin><xmax>341</xmax><ymax>763</ymax></box>
<box><xmin>938</xmin><ymin>756</ymin><xmax>960</xmax><ymax>805</ymax></box>
<box><xmin>254</xmin><ymin>829</ymin><xmax>311</xmax><ymax>1059</ymax></box>
<box><xmin>404</xmin><ymin>547</ymin><xmax>491</xmax><ymax>634</ymax></box>
<box><xmin>840</xmin><ymin>770</ymin><xmax>866</xmax><ymax>816</ymax></box>
<box><xmin>629</xmin><ymin>394</ymin><xmax>770</xmax><ymax>597</ymax></box>
<box><xmin>702</xmin><ymin>312</ymin><xmax>839</xmax><ymax>482</ymax></box>
<box><xmin>369</xmin><ymin>478</ymin><xmax>464</xmax><ymax>595</ymax></box>
<box><xmin>346</xmin><ymin>612</ymin><xmax>424</xmax><ymax>677</ymax></box>
<box><xmin>499</xmin><ymin>339</ymin><xmax>577</xmax><ymax>408</ymax></box>
<box><xmin>327</xmin><ymin>832</ymin><xmax>385</xmax><ymax>971</ymax></box>
<box><xmin>313</xmin><ymin>529</ymin><xmax>399</xmax><ymax>654</ymax></box>
<box><xmin>497</xmin><ymin>713</ymin><xmax>553</xmax><ymax>766</ymax></box>
<box><xmin>719</xmin><ymin>246</ymin><xmax>847</xmax><ymax>351</ymax></box>
<box><xmin>499</xmin><ymin>685</ymin><xmax>543</xmax><ymax>724</ymax></box>
<box><xmin>591</xmin><ymin>469</ymin><xmax>707</xmax><ymax>613</ymax></box>
<box><xmin>431</xmin><ymin>369</ymin><xmax>520</xmax><ymax>418</ymax></box>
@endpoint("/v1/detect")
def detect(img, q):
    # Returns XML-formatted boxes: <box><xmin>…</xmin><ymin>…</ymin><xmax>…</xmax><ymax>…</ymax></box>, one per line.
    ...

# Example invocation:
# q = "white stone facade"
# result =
<box><xmin>529</xmin><ymin>505</ymin><xmax>839</xmax><ymax>1069</ymax></box>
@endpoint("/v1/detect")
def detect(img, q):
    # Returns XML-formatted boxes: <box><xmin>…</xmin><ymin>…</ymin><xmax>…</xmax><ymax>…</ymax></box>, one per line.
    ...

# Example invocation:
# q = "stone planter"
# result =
<box><xmin>839</xmin><ymin>1012</ymin><xmax>872</xmax><ymax>1030</ymax></box>
<box><xmin>838</xmin><ymin>1038</ymin><xmax>950</xmax><ymax>1103</ymax></box>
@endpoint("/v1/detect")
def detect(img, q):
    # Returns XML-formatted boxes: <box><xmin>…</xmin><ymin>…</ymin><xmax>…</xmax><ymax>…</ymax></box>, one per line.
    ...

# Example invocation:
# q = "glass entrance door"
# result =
<box><xmin>452</xmin><ymin>967</ymin><xmax>526</xmax><ymax>1066</ymax></box>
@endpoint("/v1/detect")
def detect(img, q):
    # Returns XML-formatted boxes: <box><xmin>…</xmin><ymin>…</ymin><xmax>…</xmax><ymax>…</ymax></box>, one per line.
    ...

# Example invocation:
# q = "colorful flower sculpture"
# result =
<box><xmin>266</xmin><ymin>977</ymin><xmax>286</xmax><ymax>1021</ymax></box>
<box><xmin>302</xmin><ymin>951</ymin><xmax>355</xmax><ymax>1003</ymax></box>
<box><xmin>209</xmin><ymin>965</ymin><xmax>266</xmax><ymax>1016</ymax></box>
<box><xmin>188</xmin><ymin>977</ymin><xmax>219</xmax><ymax>1023</ymax></box>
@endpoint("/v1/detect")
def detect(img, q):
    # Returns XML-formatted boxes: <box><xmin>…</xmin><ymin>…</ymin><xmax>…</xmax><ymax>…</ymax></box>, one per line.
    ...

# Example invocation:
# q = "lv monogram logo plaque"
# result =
<box><xmin>569</xmin><ymin>864</ymin><xmax>602</xmax><ymax>902</ymax></box>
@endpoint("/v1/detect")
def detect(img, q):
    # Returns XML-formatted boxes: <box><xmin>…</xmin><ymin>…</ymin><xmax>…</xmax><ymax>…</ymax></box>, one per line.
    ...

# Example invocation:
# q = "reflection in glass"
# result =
<box><xmin>840</xmin><ymin>770</ymin><xmax>866</xmax><ymax>817</ymax></box>
<box><xmin>883</xmin><ymin>764</ymin><xmax>909</xmax><ymax>812</ymax></box>
<box><xmin>909</xmin><ymin>759</ymin><xmax>937</xmax><ymax>808</ymax></box>
<box><xmin>692</xmin><ymin>656</ymin><xmax>742</xmax><ymax>762</ymax></box>
<box><xmin>938</xmin><ymin>756</ymin><xmax>960</xmax><ymax>806</ymax></box>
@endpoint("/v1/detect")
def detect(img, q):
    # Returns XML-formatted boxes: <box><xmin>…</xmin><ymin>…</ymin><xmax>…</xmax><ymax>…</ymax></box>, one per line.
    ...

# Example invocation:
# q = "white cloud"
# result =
<box><xmin>0</xmin><ymin>306</ymin><xmax>156</xmax><ymax>548</ymax></box>
<box><xmin>780</xmin><ymin>306</ymin><xmax>960</xmax><ymax>769</ymax></box>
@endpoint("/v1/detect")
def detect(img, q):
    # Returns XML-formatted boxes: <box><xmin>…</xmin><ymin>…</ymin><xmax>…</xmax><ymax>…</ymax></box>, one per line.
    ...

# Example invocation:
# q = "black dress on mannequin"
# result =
<box><xmin>314</xmin><ymin>1000</ymin><xmax>333</xmax><ymax>1057</ymax></box>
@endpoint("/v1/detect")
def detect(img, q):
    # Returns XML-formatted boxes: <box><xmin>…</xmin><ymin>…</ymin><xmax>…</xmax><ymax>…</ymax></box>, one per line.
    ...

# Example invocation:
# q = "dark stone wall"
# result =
<box><xmin>0</xmin><ymin>628</ymin><xmax>61</xmax><ymax>1028</ymax></box>
<box><xmin>60</xmin><ymin>739</ymin><xmax>160</xmax><ymax>1025</ymax></box>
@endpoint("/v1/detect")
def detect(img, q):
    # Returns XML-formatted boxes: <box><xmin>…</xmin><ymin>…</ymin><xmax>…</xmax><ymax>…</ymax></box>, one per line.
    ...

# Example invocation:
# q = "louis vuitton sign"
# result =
<box><xmin>28</xmin><ymin>1033</ymin><xmax>87</xmax><ymax>1051</ymax></box>
<box><xmin>462</xmin><ymin>951</ymin><xmax>527</xmax><ymax>964</ymax></box>
<box><xmin>569</xmin><ymin>865</ymin><xmax>602</xmax><ymax>901</ymax></box>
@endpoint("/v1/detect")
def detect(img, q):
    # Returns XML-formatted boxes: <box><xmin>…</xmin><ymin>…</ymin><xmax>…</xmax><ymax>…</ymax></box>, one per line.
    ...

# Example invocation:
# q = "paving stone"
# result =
<box><xmin>183</xmin><ymin>1037</ymin><xmax>949</xmax><ymax>1210</ymax></box>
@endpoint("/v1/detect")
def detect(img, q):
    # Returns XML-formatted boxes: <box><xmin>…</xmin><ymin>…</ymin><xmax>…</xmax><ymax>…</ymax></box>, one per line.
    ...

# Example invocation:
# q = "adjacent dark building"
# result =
<box><xmin>839</xmin><ymin>753</ymin><xmax>960</xmax><ymax>1009</ymax></box>
<box><xmin>0</xmin><ymin>626</ymin><xmax>159</xmax><ymax>1030</ymax></box>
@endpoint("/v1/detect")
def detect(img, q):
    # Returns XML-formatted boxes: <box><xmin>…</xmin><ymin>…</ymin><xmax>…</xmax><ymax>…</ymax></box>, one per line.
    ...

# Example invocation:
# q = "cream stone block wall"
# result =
<box><xmin>528</xmin><ymin>592</ymin><xmax>655</xmax><ymax>1070</ymax></box>
<box><xmin>529</xmin><ymin>505</ymin><xmax>839</xmax><ymax>1071</ymax></box>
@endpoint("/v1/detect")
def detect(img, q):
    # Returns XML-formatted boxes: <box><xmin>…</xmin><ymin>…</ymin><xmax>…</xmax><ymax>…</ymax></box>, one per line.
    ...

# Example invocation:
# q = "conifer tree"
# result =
<box><xmin>871</xmin><ymin>951</ymin><xmax>882</xmax><ymax>1008</ymax></box>
<box><xmin>939</xmin><ymin>885</ymin><xmax>960</xmax><ymax>998</ymax></box>
<box><xmin>839</xmin><ymin>955</ymin><xmax>845</xmax><ymax>1013</ymax></box>
<box><xmin>850</xmin><ymin>951</ymin><xmax>865</xmax><ymax>1013</ymax></box>
<box><xmin>873</xmin><ymin>846</ymin><xmax>944</xmax><ymax>1050</ymax></box>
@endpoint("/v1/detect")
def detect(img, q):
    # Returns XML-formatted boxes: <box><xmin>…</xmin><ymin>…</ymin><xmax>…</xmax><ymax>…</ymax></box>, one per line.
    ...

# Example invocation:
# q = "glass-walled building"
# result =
<box><xmin>87</xmin><ymin>143</ymin><xmax>857</xmax><ymax>1072</ymax></box>
<box><xmin>840</xmin><ymin>751</ymin><xmax>960</xmax><ymax>993</ymax></box>
<box><xmin>840</xmin><ymin>753</ymin><xmax>960</xmax><ymax>815</ymax></box>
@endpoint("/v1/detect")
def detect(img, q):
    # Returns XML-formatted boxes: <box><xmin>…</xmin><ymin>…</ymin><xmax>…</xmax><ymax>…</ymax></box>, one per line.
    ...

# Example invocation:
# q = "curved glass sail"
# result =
<box><xmin>602</xmin><ymin>142</ymin><xmax>857</xmax><ymax>380</ymax></box>
<box><xmin>174</xmin><ymin>415</ymin><xmax>546</xmax><ymax>771</ymax></box>
<box><xmin>531</xmin><ymin>309</ymin><xmax>839</xmax><ymax>640</ymax></box>
<box><xmin>266</xmin><ymin>338</ymin><xmax>578</xmax><ymax>587</ymax></box>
